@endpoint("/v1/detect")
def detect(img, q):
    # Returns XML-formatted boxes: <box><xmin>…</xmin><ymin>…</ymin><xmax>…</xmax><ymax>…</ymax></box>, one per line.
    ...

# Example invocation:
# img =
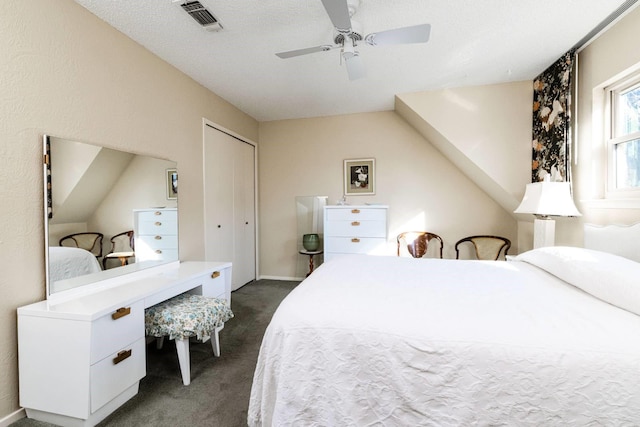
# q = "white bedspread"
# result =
<box><xmin>249</xmin><ymin>254</ymin><xmax>640</xmax><ymax>426</ymax></box>
<box><xmin>49</xmin><ymin>246</ymin><xmax>102</xmax><ymax>285</ymax></box>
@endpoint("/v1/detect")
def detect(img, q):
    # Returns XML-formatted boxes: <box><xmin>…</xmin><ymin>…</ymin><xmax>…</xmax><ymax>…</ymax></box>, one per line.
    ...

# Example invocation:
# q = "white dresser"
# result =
<box><xmin>323</xmin><ymin>205</ymin><xmax>389</xmax><ymax>262</ymax></box>
<box><xmin>18</xmin><ymin>261</ymin><xmax>231</xmax><ymax>427</ymax></box>
<box><xmin>134</xmin><ymin>208</ymin><xmax>178</xmax><ymax>262</ymax></box>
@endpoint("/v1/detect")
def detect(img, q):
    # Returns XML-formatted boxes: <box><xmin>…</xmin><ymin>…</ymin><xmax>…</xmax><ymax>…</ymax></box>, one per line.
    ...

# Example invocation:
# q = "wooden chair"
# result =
<box><xmin>103</xmin><ymin>230</ymin><xmax>135</xmax><ymax>269</ymax></box>
<box><xmin>397</xmin><ymin>231</ymin><xmax>443</xmax><ymax>259</ymax></box>
<box><xmin>455</xmin><ymin>235</ymin><xmax>511</xmax><ymax>260</ymax></box>
<box><xmin>59</xmin><ymin>232</ymin><xmax>104</xmax><ymax>259</ymax></box>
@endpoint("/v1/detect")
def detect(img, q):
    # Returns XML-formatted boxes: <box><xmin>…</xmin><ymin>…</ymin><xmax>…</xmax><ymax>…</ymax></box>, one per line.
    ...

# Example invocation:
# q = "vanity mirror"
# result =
<box><xmin>43</xmin><ymin>135</ymin><xmax>179</xmax><ymax>297</ymax></box>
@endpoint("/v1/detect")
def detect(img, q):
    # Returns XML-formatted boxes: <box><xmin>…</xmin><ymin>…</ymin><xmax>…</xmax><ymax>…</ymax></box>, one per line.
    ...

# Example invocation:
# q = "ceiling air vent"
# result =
<box><xmin>174</xmin><ymin>1</ymin><xmax>223</xmax><ymax>32</ymax></box>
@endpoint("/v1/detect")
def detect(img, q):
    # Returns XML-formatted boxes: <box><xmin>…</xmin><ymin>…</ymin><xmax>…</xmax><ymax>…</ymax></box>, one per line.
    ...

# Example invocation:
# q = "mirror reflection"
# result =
<box><xmin>45</xmin><ymin>136</ymin><xmax>178</xmax><ymax>296</ymax></box>
<box><xmin>295</xmin><ymin>196</ymin><xmax>327</xmax><ymax>277</ymax></box>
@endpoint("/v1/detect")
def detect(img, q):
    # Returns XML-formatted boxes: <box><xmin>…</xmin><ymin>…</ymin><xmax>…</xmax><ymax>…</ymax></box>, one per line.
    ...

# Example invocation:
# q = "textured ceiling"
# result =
<box><xmin>75</xmin><ymin>0</ymin><xmax>633</xmax><ymax>122</ymax></box>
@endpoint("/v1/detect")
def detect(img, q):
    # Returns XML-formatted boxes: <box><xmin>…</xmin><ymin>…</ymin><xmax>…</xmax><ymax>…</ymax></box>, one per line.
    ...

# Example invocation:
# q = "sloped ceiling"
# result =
<box><xmin>74</xmin><ymin>0</ymin><xmax>636</xmax><ymax>122</ymax></box>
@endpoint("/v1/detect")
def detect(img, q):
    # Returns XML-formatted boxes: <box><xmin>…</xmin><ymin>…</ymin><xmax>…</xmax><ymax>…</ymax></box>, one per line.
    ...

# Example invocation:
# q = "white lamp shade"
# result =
<box><xmin>514</xmin><ymin>181</ymin><xmax>581</xmax><ymax>217</ymax></box>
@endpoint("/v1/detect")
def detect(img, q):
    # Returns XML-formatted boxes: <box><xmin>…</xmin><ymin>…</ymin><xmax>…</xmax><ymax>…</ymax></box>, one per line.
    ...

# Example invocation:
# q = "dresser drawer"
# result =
<box><xmin>137</xmin><ymin>235</ymin><xmax>178</xmax><ymax>249</ymax></box>
<box><xmin>136</xmin><ymin>209</ymin><xmax>177</xmax><ymax>222</ymax></box>
<box><xmin>325</xmin><ymin>237</ymin><xmax>387</xmax><ymax>254</ymax></box>
<box><xmin>137</xmin><ymin>218</ymin><xmax>178</xmax><ymax>235</ymax></box>
<box><xmin>136</xmin><ymin>248</ymin><xmax>178</xmax><ymax>262</ymax></box>
<box><xmin>324</xmin><ymin>219</ymin><xmax>386</xmax><ymax>237</ymax></box>
<box><xmin>326</xmin><ymin>208</ymin><xmax>386</xmax><ymax>221</ymax></box>
<box><xmin>90</xmin><ymin>301</ymin><xmax>144</xmax><ymax>364</ymax></box>
<box><xmin>90</xmin><ymin>337</ymin><xmax>145</xmax><ymax>413</ymax></box>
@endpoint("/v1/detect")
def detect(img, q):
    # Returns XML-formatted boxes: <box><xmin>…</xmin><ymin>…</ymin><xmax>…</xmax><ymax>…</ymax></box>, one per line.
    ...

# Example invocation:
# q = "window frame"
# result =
<box><xmin>605</xmin><ymin>70</ymin><xmax>640</xmax><ymax>199</ymax></box>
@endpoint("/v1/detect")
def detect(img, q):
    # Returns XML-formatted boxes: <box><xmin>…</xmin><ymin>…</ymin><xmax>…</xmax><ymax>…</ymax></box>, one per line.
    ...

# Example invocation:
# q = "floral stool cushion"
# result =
<box><xmin>145</xmin><ymin>294</ymin><xmax>234</xmax><ymax>341</ymax></box>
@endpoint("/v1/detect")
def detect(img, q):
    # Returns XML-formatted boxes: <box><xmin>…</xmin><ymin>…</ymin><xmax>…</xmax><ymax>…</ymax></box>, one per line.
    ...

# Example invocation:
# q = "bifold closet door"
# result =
<box><xmin>204</xmin><ymin>125</ymin><xmax>256</xmax><ymax>290</ymax></box>
<box><xmin>233</xmin><ymin>140</ymin><xmax>256</xmax><ymax>287</ymax></box>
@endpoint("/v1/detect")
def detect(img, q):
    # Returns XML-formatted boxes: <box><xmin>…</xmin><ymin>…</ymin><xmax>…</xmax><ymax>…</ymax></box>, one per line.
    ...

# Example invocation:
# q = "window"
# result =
<box><xmin>607</xmin><ymin>74</ymin><xmax>640</xmax><ymax>196</ymax></box>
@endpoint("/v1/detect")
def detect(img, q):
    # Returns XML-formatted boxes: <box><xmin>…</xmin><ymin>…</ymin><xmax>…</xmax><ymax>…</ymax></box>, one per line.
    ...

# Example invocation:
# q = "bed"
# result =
<box><xmin>48</xmin><ymin>246</ymin><xmax>102</xmax><ymax>292</ymax></box>
<box><xmin>248</xmin><ymin>225</ymin><xmax>640</xmax><ymax>426</ymax></box>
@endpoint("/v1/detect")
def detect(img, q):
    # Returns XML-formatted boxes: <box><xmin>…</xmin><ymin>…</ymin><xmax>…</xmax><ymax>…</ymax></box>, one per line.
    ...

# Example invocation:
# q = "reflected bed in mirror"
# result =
<box><xmin>44</xmin><ymin>135</ymin><xmax>178</xmax><ymax>297</ymax></box>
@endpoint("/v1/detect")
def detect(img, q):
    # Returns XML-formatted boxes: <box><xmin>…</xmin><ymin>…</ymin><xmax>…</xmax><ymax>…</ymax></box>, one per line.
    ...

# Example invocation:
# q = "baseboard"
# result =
<box><xmin>258</xmin><ymin>275</ymin><xmax>304</xmax><ymax>282</ymax></box>
<box><xmin>0</xmin><ymin>408</ymin><xmax>26</xmax><ymax>427</ymax></box>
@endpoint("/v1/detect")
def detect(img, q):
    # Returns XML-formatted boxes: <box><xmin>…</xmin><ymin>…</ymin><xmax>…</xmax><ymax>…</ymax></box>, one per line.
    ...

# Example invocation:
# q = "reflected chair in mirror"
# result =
<box><xmin>454</xmin><ymin>235</ymin><xmax>511</xmax><ymax>260</ymax></box>
<box><xmin>103</xmin><ymin>230</ymin><xmax>135</xmax><ymax>270</ymax></box>
<box><xmin>397</xmin><ymin>231</ymin><xmax>444</xmax><ymax>259</ymax></box>
<box><xmin>59</xmin><ymin>232</ymin><xmax>104</xmax><ymax>260</ymax></box>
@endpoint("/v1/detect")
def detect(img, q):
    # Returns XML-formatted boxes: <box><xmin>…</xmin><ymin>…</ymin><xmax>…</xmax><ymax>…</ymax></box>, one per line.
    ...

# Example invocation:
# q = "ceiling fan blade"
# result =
<box><xmin>344</xmin><ymin>53</ymin><xmax>365</xmax><ymax>80</ymax></box>
<box><xmin>276</xmin><ymin>45</ymin><xmax>334</xmax><ymax>59</ymax></box>
<box><xmin>365</xmin><ymin>23</ymin><xmax>431</xmax><ymax>46</ymax></box>
<box><xmin>321</xmin><ymin>0</ymin><xmax>352</xmax><ymax>31</ymax></box>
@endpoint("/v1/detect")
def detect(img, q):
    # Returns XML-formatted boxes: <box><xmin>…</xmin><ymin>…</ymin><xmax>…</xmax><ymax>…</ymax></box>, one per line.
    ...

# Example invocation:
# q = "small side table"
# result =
<box><xmin>299</xmin><ymin>250</ymin><xmax>323</xmax><ymax>277</ymax></box>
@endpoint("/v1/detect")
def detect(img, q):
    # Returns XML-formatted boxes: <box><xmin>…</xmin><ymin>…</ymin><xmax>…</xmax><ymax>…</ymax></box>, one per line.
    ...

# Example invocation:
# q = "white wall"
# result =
<box><xmin>258</xmin><ymin>111</ymin><xmax>517</xmax><ymax>279</ymax></box>
<box><xmin>568</xmin><ymin>5</ymin><xmax>640</xmax><ymax>243</ymax></box>
<box><xmin>0</xmin><ymin>0</ymin><xmax>257</xmax><ymax>420</ymax></box>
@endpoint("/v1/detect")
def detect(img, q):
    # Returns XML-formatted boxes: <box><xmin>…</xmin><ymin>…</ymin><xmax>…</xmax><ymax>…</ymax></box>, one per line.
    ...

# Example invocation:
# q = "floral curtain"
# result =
<box><xmin>531</xmin><ymin>50</ymin><xmax>575</xmax><ymax>182</ymax></box>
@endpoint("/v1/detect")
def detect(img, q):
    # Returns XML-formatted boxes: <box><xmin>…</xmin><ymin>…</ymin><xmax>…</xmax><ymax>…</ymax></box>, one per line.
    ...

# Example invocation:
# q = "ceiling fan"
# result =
<box><xmin>275</xmin><ymin>0</ymin><xmax>431</xmax><ymax>80</ymax></box>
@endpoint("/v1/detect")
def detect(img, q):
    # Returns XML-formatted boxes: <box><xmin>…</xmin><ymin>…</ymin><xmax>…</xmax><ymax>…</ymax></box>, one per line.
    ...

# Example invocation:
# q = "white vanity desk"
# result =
<box><xmin>18</xmin><ymin>261</ymin><xmax>232</xmax><ymax>427</ymax></box>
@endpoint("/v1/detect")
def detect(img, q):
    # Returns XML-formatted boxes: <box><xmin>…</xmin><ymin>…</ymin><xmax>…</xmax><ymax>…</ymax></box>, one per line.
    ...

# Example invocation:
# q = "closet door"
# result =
<box><xmin>233</xmin><ymin>140</ymin><xmax>256</xmax><ymax>287</ymax></box>
<box><xmin>204</xmin><ymin>124</ymin><xmax>256</xmax><ymax>290</ymax></box>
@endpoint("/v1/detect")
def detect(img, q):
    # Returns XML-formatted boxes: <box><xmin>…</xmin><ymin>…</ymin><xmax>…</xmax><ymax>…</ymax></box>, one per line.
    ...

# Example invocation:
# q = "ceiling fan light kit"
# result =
<box><xmin>275</xmin><ymin>0</ymin><xmax>431</xmax><ymax>80</ymax></box>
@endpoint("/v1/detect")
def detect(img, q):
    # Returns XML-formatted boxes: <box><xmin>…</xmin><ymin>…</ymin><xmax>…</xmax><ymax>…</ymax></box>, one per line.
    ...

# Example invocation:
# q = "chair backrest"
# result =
<box><xmin>455</xmin><ymin>235</ymin><xmax>511</xmax><ymax>260</ymax></box>
<box><xmin>59</xmin><ymin>232</ymin><xmax>104</xmax><ymax>258</ymax></box>
<box><xmin>109</xmin><ymin>230</ymin><xmax>135</xmax><ymax>253</ymax></box>
<box><xmin>397</xmin><ymin>231</ymin><xmax>443</xmax><ymax>259</ymax></box>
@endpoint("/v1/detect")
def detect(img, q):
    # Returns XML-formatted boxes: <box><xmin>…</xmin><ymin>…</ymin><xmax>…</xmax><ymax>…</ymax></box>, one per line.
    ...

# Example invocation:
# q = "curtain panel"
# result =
<box><xmin>531</xmin><ymin>50</ymin><xmax>576</xmax><ymax>183</ymax></box>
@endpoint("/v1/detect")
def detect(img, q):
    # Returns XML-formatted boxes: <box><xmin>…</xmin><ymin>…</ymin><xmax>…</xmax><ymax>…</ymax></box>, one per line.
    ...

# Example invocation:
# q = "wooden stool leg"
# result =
<box><xmin>175</xmin><ymin>338</ymin><xmax>191</xmax><ymax>386</ymax></box>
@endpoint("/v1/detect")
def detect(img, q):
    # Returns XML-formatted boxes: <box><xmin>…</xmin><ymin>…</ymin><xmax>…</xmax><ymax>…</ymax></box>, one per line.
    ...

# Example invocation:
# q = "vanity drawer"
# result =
<box><xmin>324</xmin><ymin>220</ymin><xmax>386</xmax><ymax>237</ymax></box>
<box><xmin>326</xmin><ymin>208</ymin><xmax>386</xmax><ymax>221</ymax></box>
<box><xmin>200</xmin><ymin>269</ymin><xmax>226</xmax><ymax>300</ymax></box>
<box><xmin>90</xmin><ymin>337</ymin><xmax>145</xmax><ymax>413</ymax></box>
<box><xmin>91</xmin><ymin>301</ymin><xmax>144</xmax><ymax>364</ymax></box>
<box><xmin>324</xmin><ymin>237</ymin><xmax>387</xmax><ymax>254</ymax></box>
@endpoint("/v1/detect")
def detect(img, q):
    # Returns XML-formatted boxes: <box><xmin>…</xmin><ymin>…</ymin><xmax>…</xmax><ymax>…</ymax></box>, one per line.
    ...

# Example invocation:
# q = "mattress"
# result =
<box><xmin>249</xmin><ymin>249</ymin><xmax>640</xmax><ymax>426</ymax></box>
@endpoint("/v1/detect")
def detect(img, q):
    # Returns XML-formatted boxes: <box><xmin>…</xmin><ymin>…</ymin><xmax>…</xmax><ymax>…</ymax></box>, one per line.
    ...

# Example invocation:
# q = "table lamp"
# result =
<box><xmin>514</xmin><ymin>177</ymin><xmax>581</xmax><ymax>248</ymax></box>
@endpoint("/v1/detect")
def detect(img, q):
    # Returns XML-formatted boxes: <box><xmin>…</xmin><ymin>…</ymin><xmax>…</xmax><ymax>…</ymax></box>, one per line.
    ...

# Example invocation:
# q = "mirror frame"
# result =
<box><xmin>43</xmin><ymin>135</ymin><xmax>179</xmax><ymax>298</ymax></box>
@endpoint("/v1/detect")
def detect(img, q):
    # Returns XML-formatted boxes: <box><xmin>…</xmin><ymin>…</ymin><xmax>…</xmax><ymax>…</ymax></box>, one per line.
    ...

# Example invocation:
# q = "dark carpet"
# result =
<box><xmin>12</xmin><ymin>279</ymin><xmax>299</xmax><ymax>427</ymax></box>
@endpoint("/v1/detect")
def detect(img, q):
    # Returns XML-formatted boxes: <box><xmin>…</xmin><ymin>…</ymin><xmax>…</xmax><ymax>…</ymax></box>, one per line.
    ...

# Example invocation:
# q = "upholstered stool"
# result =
<box><xmin>145</xmin><ymin>293</ymin><xmax>234</xmax><ymax>385</ymax></box>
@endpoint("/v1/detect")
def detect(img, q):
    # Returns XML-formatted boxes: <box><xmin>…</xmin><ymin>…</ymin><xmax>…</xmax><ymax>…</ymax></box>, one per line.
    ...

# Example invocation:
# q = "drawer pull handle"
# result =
<box><xmin>113</xmin><ymin>349</ymin><xmax>132</xmax><ymax>365</ymax></box>
<box><xmin>211</xmin><ymin>271</ymin><xmax>221</xmax><ymax>279</ymax></box>
<box><xmin>154</xmin><ymin>211</ymin><xmax>162</xmax><ymax>216</ymax></box>
<box><xmin>111</xmin><ymin>307</ymin><xmax>131</xmax><ymax>320</ymax></box>
<box><xmin>155</xmin><ymin>235</ymin><xmax>162</xmax><ymax>240</ymax></box>
<box><xmin>351</xmin><ymin>209</ymin><xmax>360</xmax><ymax>214</ymax></box>
<box><xmin>155</xmin><ymin>221</ymin><xmax>162</xmax><ymax>226</ymax></box>
<box><xmin>351</xmin><ymin>221</ymin><xmax>360</xmax><ymax>226</ymax></box>
<box><xmin>155</xmin><ymin>250</ymin><xmax>163</xmax><ymax>254</ymax></box>
<box><xmin>351</xmin><ymin>238</ymin><xmax>360</xmax><ymax>243</ymax></box>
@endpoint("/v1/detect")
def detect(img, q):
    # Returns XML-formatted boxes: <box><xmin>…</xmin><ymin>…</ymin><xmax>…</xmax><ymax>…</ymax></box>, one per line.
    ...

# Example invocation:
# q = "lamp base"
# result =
<box><xmin>533</xmin><ymin>218</ymin><xmax>555</xmax><ymax>249</ymax></box>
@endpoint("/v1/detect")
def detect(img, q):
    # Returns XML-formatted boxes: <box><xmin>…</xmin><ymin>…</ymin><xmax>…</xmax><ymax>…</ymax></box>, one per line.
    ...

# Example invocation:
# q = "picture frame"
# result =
<box><xmin>166</xmin><ymin>168</ymin><xmax>178</xmax><ymax>200</ymax></box>
<box><xmin>344</xmin><ymin>158</ymin><xmax>375</xmax><ymax>195</ymax></box>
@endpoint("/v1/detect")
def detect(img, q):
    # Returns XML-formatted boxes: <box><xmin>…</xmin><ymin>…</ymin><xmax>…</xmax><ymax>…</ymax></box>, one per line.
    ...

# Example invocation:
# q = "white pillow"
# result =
<box><xmin>515</xmin><ymin>246</ymin><xmax>640</xmax><ymax>316</ymax></box>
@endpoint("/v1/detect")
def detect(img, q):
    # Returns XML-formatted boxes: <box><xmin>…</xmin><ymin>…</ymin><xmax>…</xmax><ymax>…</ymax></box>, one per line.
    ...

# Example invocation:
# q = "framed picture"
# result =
<box><xmin>344</xmin><ymin>158</ymin><xmax>375</xmax><ymax>195</ymax></box>
<box><xmin>166</xmin><ymin>168</ymin><xmax>178</xmax><ymax>200</ymax></box>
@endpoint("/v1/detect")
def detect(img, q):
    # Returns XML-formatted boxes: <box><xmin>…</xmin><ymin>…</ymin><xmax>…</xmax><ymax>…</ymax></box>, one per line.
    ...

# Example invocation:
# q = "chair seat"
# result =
<box><xmin>145</xmin><ymin>294</ymin><xmax>233</xmax><ymax>341</ymax></box>
<box><xmin>105</xmin><ymin>251</ymin><xmax>135</xmax><ymax>258</ymax></box>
